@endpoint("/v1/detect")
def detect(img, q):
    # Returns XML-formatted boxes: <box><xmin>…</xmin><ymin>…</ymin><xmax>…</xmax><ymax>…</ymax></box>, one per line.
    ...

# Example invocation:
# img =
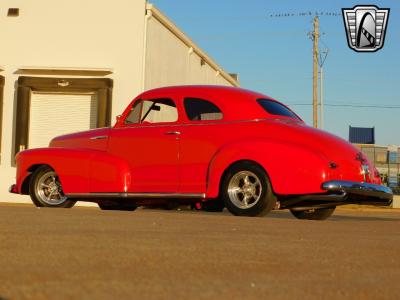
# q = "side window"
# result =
<box><xmin>125</xmin><ymin>98</ymin><xmax>178</xmax><ymax>125</ymax></box>
<box><xmin>184</xmin><ymin>98</ymin><xmax>223</xmax><ymax>121</ymax></box>
<box><xmin>125</xmin><ymin>100</ymin><xmax>141</xmax><ymax>124</ymax></box>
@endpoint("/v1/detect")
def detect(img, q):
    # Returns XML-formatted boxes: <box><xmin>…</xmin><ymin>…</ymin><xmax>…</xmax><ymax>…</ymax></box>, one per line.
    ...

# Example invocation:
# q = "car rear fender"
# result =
<box><xmin>15</xmin><ymin>148</ymin><xmax>131</xmax><ymax>194</ymax></box>
<box><xmin>206</xmin><ymin>138</ymin><xmax>330</xmax><ymax>197</ymax></box>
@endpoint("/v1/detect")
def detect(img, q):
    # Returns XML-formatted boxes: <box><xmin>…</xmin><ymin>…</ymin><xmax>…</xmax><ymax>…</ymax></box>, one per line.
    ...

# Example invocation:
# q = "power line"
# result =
<box><xmin>268</xmin><ymin>11</ymin><xmax>341</xmax><ymax>18</ymax></box>
<box><xmin>287</xmin><ymin>103</ymin><xmax>400</xmax><ymax>109</ymax></box>
<box><xmin>267</xmin><ymin>11</ymin><xmax>342</xmax><ymax>127</ymax></box>
<box><xmin>319</xmin><ymin>35</ymin><xmax>330</xmax><ymax>50</ymax></box>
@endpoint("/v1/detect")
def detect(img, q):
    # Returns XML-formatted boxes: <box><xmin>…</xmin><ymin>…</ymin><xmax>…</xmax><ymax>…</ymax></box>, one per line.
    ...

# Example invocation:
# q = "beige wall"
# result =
<box><xmin>0</xmin><ymin>0</ymin><xmax>147</xmax><ymax>202</ymax></box>
<box><xmin>0</xmin><ymin>1</ymin><xmax>238</xmax><ymax>203</ymax></box>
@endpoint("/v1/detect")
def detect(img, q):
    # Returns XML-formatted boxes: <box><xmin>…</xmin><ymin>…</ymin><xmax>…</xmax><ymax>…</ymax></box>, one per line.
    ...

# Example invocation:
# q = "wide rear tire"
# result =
<box><xmin>29</xmin><ymin>166</ymin><xmax>76</xmax><ymax>208</ymax></box>
<box><xmin>221</xmin><ymin>162</ymin><xmax>276</xmax><ymax>217</ymax></box>
<box><xmin>290</xmin><ymin>207</ymin><xmax>336</xmax><ymax>220</ymax></box>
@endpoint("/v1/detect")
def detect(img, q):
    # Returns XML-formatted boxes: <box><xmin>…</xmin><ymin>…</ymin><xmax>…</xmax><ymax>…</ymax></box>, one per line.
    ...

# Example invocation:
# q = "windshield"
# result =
<box><xmin>257</xmin><ymin>99</ymin><xmax>301</xmax><ymax>120</ymax></box>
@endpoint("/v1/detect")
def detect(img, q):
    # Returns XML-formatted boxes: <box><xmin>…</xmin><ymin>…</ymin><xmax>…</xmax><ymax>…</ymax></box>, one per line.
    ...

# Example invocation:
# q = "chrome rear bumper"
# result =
<box><xmin>322</xmin><ymin>180</ymin><xmax>393</xmax><ymax>204</ymax></box>
<box><xmin>280</xmin><ymin>181</ymin><xmax>393</xmax><ymax>210</ymax></box>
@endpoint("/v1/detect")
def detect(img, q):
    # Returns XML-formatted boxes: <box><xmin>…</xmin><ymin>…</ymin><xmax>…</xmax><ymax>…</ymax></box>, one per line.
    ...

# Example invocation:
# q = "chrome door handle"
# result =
<box><xmin>164</xmin><ymin>131</ymin><xmax>181</xmax><ymax>135</ymax></box>
<box><xmin>90</xmin><ymin>135</ymin><xmax>108</xmax><ymax>140</ymax></box>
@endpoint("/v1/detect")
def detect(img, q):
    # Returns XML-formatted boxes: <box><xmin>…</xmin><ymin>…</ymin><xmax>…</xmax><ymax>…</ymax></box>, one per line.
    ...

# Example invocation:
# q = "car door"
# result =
<box><xmin>107</xmin><ymin>97</ymin><xmax>181</xmax><ymax>193</ymax></box>
<box><xmin>178</xmin><ymin>96</ymin><xmax>226</xmax><ymax>194</ymax></box>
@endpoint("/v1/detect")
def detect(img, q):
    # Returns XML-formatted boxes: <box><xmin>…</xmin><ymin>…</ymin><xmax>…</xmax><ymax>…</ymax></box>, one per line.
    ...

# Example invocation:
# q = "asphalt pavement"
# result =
<box><xmin>0</xmin><ymin>204</ymin><xmax>399</xmax><ymax>300</ymax></box>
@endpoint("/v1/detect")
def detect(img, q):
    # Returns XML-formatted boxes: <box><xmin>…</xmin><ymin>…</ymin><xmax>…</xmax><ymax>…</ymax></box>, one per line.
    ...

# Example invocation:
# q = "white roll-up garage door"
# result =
<box><xmin>28</xmin><ymin>92</ymin><xmax>98</xmax><ymax>149</ymax></box>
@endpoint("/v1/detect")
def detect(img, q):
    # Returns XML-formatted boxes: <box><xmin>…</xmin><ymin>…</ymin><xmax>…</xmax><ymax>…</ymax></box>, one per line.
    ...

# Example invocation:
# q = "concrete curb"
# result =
<box><xmin>392</xmin><ymin>195</ymin><xmax>400</xmax><ymax>209</ymax></box>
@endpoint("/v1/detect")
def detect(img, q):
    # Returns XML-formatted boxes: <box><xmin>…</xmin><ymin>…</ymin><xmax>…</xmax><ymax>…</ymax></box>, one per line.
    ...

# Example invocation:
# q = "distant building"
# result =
<box><xmin>349</xmin><ymin>127</ymin><xmax>399</xmax><ymax>190</ymax></box>
<box><xmin>354</xmin><ymin>144</ymin><xmax>399</xmax><ymax>190</ymax></box>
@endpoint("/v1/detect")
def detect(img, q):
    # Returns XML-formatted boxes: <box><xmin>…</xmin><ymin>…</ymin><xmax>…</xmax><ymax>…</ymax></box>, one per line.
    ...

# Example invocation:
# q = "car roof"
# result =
<box><xmin>136</xmin><ymin>85</ymin><xmax>300</xmax><ymax>121</ymax></box>
<box><xmin>140</xmin><ymin>85</ymin><xmax>270</xmax><ymax>100</ymax></box>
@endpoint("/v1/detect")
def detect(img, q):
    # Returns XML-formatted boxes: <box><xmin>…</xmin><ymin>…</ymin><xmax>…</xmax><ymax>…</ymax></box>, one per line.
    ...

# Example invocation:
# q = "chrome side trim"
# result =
<box><xmin>115</xmin><ymin>118</ymin><xmax>273</xmax><ymax>130</ymax></box>
<box><xmin>90</xmin><ymin>135</ymin><xmax>108</xmax><ymax>140</ymax></box>
<box><xmin>66</xmin><ymin>192</ymin><xmax>206</xmax><ymax>199</ymax></box>
<box><xmin>322</xmin><ymin>180</ymin><xmax>393</xmax><ymax>200</ymax></box>
<box><xmin>164</xmin><ymin>131</ymin><xmax>181</xmax><ymax>135</ymax></box>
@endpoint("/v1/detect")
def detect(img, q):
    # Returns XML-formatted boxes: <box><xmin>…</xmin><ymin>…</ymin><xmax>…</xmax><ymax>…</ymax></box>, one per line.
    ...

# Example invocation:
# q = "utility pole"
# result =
<box><xmin>312</xmin><ymin>16</ymin><xmax>319</xmax><ymax>128</ymax></box>
<box><xmin>269</xmin><ymin>12</ymin><xmax>336</xmax><ymax>129</ymax></box>
<box><xmin>319</xmin><ymin>66</ymin><xmax>324</xmax><ymax>129</ymax></box>
<box><xmin>318</xmin><ymin>48</ymin><xmax>329</xmax><ymax>130</ymax></box>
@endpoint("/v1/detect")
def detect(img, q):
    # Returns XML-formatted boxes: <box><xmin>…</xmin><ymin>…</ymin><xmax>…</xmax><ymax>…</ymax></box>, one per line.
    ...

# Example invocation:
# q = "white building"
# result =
<box><xmin>0</xmin><ymin>0</ymin><xmax>239</xmax><ymax>202</ymax></box>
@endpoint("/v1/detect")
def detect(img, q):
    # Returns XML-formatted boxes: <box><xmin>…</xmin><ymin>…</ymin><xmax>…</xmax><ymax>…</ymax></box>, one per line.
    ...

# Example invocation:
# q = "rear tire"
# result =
<box><xmin>29</xmin><ymin>165</ymin><xmax>76</xmax><ymax>208</ymax></box>
<box><xmin>290</xmin><ymin>207</ymin><xmax>336</xmax><ymax>220</ymax></box>
<box><xmin>98</xmin><ymin>201</ymin><xmax>137</xmax><ymax>211</ymax></box>
<box><xmin>221</xmin><ymin>162</ymin><xmax>276</xmax><ymax>217</ymax></box>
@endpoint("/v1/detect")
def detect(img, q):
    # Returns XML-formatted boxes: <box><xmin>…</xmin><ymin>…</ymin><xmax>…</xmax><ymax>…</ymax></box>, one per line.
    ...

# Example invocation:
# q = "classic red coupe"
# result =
<box><xmin>10</xmin><ymin>86</ymin><xmax>392</xmax><ymax>219</ymax></box>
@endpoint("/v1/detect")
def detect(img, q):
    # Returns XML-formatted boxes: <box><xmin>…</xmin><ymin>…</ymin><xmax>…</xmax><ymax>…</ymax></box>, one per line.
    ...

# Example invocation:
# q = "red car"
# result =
<box><xmin>10</xmin><ymin>86</ymin><xmax>392</xmax><ymax>219</ymax></box>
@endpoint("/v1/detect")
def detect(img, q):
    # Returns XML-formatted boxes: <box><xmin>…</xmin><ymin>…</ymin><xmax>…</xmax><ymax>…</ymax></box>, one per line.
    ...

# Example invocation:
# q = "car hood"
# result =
<box><xmin>50</xmin><ymin>127</ymin><xmax>111</xmax><ymax>151</ymax></box>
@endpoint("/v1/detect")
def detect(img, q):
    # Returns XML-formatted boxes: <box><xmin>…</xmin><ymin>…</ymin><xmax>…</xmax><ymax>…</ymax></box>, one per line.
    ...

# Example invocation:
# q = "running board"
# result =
<box><xmin>66</xmin><ymin>193</ymin><xmax>206</xmax><ymax>199</ymax></box>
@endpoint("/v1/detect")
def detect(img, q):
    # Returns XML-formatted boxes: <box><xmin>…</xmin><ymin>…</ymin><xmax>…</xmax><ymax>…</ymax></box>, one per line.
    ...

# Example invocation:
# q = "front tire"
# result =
<box><xmin>221</xmin><ymin>162</ymin><xmax>276</xmax><ymax>217</ymax></box>
<box><xmin>290</xmin><ymin>207</ymin><xmax>336</xmax><ymax>220</ymax></box>
<box><xmin>29</xmin><ymin>166</ymin><xmax>76</xmax><ymax>208</ymax></box>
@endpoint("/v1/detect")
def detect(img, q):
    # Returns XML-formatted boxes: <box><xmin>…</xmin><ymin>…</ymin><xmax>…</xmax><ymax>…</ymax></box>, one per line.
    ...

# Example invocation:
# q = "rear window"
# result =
<box><xmin>257</xmin><ymin>99</ymin><xmax>301</xmax><ymax>120</ymax></box>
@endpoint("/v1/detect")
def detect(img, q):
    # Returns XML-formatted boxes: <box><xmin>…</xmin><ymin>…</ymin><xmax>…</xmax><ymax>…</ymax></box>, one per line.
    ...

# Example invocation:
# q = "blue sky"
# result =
<box><xmin>151</xmin><ymin>0</ymin><xmax>399</xmax><ymax>145</ymax></box>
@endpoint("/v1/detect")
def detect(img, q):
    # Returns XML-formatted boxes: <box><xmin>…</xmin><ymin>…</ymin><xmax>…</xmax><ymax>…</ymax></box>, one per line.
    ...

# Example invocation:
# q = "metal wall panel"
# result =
<box><xmin>145</xmin><ymin>17</ymin><xmax>234</xmax><ymax>90</ymax></box>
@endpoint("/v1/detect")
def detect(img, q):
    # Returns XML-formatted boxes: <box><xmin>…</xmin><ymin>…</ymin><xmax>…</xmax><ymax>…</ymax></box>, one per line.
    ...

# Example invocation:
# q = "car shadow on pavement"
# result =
<box><xmin>329</xmin><ymin>215</ymin><xmax>400</xmax><ymax>222</ymax></box>
<box><xmin>142</xmin><ymin>207</ymin><xmax>400</xmax><ymax>222</ymax></box>
<box><xmin>267</xmin><ymin>211</ymin><xmax>400</xmax><ymax>222</ymax></box>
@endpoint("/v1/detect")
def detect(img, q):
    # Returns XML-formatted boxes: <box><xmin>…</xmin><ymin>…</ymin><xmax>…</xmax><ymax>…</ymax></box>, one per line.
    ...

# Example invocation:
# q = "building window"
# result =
<box><xmin>0</xmin><ymin>76</ymin><xmax>4</xmax><ymax>164</ymax></box>
<box><xmin>184</xmin><ymin>98</ymin><xmax>223</xmax><ymax>121</ymax></box>
<box><xmin>14</xmin><ymin>76</ymin><xmax>113</xmax><ymax>157</ymax></box>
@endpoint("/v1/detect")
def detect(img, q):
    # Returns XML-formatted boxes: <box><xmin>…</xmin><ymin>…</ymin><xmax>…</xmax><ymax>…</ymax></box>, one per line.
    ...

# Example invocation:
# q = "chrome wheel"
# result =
<box><xmin>227</xmin><ymin>171</ymin><xmax>262</xmax><ymax>209</ymax></box>
<box><xmin>36</xmin><ymin>171</ymin><xmax>67</xmax><ymax>206</ymax></box>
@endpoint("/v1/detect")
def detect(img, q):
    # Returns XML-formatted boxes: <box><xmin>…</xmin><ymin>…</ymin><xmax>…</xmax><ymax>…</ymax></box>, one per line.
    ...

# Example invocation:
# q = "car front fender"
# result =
<box><xmin>15</xmin><ymin>148</ymin><xmax>131</xmax><ymax>194</ymax></box>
